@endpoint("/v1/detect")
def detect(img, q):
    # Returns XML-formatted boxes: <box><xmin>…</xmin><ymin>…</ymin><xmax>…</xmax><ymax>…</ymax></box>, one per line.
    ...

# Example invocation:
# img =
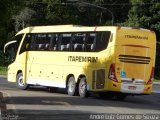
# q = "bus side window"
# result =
<box><xmin>19</xmin><ymin>34</ymin><xmax>31</xmax><ymax>54</ymax></box>
<box><xmin>86</xmin><ymin>33</ymin><xmax>96</xmax><ymax>52</ymax></box>
<box><xmin>37</xmin><ymin>34</ymin><xmax>46</xmax><ymax>50</ymax></box>
<box><xmin>30</xmin><ymin>34</ymin><xmax>36</xmax><ymax>51</ymax></box>
<box><xmin>59</xmin><ymin>33</ymin><xmax>72</xmax><ymax>51</ymax></box>
<box><xmin>50</xmin><ymin>34</ymin><xmax>58</xmax><ymax>51</ymax></box>
<box><xmin>95</xmin><ymin>32</ymin><xmax>111</xmax><ymax>52</ymax></box>
<box><xmin>32</xmin><ymin>34</ymin><xmax>50</xmax><ymax>51</ymax></box>
<box><xmin>44</xmin><ymin>34</ymin><xmax>51</xmax><ymax>50</ymax></box>
<box><xmin>72</xmin><ymin>33</ymin><xmax>85</xmax><ymax>52</ymax></box>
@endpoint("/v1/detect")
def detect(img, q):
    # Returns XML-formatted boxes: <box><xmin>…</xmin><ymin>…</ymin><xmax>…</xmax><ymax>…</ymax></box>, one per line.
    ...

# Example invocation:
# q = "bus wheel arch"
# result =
<box><xmin>16</xmin><ymin>70</ymin><xmax>28</xmax><ymax>90</ymax></box>
<box><xmin>77</xmin><ymin>75</ymin><xmax>89</xmax><ymax>98</ymax></box>
<box><xmin>17</xmin><ymin>70</ymin><xmax>22</xmax><ymax>76</ymax></box>
<box><xmin>66</xmin><ymin>74</ymin><xmax>77</xmax><ymax>96</ymax></box>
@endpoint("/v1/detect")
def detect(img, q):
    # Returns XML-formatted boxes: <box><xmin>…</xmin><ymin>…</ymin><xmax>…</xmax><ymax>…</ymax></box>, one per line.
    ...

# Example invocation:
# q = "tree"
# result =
<box><xmin>13</xmin><ymin>7</ymin><xmax>36</xmax><ymax>32</ymax></box>
<box><xmin>0</xmin><ymin>0</ymin><xmax>10</xmax><ymax>50</ymax></box>
<box><xmin>44</xmin><ymin>0</ymin><xmax>130</xmax><ymax>26</ymax></box>
<box><xmin>126</xmin><ymin>0</ymin><xmax>160</xmax><ymax>78</ymax></box>
<box><xmin>126</xmin><ymin>0</ymin><xmax>160</xmax><ymax>39</ymax></box>
<box><xmin>0</xmin><ymin>0</ymin><xmax>26</xmax><ymax>50</ymax></box>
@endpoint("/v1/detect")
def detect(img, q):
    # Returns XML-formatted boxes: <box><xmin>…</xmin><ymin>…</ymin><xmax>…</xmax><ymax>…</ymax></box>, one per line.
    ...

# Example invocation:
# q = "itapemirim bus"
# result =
<box><xmin>4</xmin><ymin>25</ymin><xmax>156</xmax><ymax>99</ymax></box>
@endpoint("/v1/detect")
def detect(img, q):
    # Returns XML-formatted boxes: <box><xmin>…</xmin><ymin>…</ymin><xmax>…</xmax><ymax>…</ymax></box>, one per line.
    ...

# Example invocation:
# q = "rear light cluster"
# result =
<box><xmin>147</xmin><ymin>67</ymin><xmax>154</xmax><ymax>84</ymax></box>
<box><xmin>108</xmin><ymin>63</ymin><xmax>118</xmax><ymax>82</ymax></box>
<box><xmin>108</xmin><ymin>64</ymin><xmax>154</xmax><ymax>84</ymax></box>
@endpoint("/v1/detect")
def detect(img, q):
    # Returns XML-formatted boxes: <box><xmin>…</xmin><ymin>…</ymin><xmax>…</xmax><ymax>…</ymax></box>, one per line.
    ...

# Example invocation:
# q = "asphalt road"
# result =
<box><xmin>0</xmin><ymin>76</ymin><xmax>160</xmax><ymax>120</ymax></box>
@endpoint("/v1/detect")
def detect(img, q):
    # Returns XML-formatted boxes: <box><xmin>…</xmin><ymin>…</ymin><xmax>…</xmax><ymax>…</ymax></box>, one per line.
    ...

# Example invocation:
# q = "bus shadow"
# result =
<box><xmin>27</xmin><ymin>86</ymin><xmax>159</xmax><ymax>107</ymax></box>
<box><xmin>1</xmin><ymin>88</ymin><xmax>160</xmax><ymax>119</ymax></box>
<box><xmin>3</xmin><ymin>89</ymin><xmax>160</xmax><ymax>112</ymax></box>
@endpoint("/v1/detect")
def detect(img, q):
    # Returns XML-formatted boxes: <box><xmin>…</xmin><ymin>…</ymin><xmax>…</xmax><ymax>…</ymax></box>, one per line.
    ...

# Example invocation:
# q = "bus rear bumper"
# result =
<box><xmin>107</xmin><ymin>81</ymin><xmax>152</xmax><ymax>94</ymax></box>
<box><xmin>120</xmin><ymin>83</ymin><xmax>144</xmax><ymax>94</ymax></box>
<box><xmin>120</xmin><ymin>83</ymin><xmax>152</xmax><ymax>94</ymax></box>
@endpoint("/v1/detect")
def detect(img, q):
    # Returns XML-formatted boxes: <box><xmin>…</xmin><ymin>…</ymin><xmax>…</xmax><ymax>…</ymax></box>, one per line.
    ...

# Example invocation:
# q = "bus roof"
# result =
<box><xmin>16</xmin><ymin>25</ymin><xmax>153</xmax><ymax>35</ymax></box>
<box><xmin>16</xmin><ymin>25</ymin><xmax>117</xmax><ymax>35</ymax></box>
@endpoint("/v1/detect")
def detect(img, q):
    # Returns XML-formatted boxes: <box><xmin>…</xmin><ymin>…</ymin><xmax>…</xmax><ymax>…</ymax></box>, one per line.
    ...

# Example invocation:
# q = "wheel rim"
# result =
<box><xmin>79</xmin><ymin>81</ymin><xmax>86</xmax><ymax>94</ymax></box>
<box><xmin>18</xmin><ymin>76</ymin><xmax>25</xmax><ymax>87</ymax></box>
<box><xmin>68</xmin><ymin>80</ymin><xmax>75</xmax><ymax>93</ymax></box>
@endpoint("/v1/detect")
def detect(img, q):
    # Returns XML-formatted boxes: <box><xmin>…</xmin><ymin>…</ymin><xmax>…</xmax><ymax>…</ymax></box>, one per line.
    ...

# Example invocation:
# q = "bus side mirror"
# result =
<box><xmin>4</xmin><ymin>40</ymin><xmax>17</xmax><ymax>63</ymax></box>
<box><xmin>4</xmin><ymin>40</ymin><xmax>17</xmax><ymax>54</ymax></box>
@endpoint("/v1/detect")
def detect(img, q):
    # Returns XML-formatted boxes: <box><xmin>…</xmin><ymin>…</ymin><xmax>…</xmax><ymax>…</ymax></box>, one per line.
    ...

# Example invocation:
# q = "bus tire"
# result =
<box><xmin>16</xmin><ymin>73</ymin><xmax>28</xmax><ymax>90</ymax></box>
<box><xmin>67</xmin><ymin>76</ymin><xmax>77</xmax><ymax>96</ymax></box>
<box><xmin>78</xmin><ymin>77</ymin><xmax>88</xmax><ymax>98</ymax></box>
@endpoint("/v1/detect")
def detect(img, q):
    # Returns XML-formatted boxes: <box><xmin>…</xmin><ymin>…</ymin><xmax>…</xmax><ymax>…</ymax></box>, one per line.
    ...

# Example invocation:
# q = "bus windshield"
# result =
<box><xmin>4</xmin><ymin>34</ymin><xmax>24</xmax><ymax>63</ymax></box>
<box><xmin>4</xmin><ymin>40</ymin><xmax>17</xmax><ymax>63</ymax></box>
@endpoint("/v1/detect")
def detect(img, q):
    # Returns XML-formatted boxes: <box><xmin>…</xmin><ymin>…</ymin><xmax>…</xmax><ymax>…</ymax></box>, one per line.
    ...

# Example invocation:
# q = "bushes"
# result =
<box><xmin>0</xmin><ymin>50</ymin><xmax>7</xmax><ymax>75</ymax></box>
<box><xmin>0</xmin><ymin>66</ymin><xmax>7</xmax><ymax>75</ymax></box>
<box><xmin>0</xmin><ymin>50</ymin><xmax>9</xmax><ymax>66</ymax></box>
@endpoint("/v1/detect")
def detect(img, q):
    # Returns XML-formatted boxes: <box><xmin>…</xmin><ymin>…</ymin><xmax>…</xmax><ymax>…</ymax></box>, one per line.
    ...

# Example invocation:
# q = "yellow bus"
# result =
<box><xmin>4</xmin><ymin>25</ymin><xmax>156</xmax><ymax>99</ymax></box>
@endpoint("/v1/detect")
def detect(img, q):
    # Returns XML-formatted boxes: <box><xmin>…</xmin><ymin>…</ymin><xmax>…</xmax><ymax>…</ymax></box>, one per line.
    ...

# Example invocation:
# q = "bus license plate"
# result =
<box><xmin>128</xmin><ymin>86</ymin><xmax>136</xmax><ymax>90</ymax></box>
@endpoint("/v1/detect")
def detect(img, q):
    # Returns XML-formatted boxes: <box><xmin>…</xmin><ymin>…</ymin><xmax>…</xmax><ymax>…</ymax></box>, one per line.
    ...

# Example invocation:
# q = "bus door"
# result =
<box><xmin>4</xmin><ymin>40</ymin><xmax>17</xmax><ymax>82</ymax></box>
<box><xmin>4</xmin><ymin>34</ymin><xmax>26</xmax><ymax>82</ymax></box>
<box><xmin>18</xmin><ymin>34</ymin><xmax>31</xmax><ymax>84</ymax></box>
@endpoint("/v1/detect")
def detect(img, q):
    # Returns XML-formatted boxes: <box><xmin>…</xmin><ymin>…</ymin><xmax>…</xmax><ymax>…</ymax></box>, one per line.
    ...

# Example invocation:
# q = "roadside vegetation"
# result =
<box><xmin>154</xmin><ymin>79</ymin><xmax>160</xmax><ymax>82</ymax></box>
<box><xmin>0</xmin><ymin>51</ymin><xmax>8</xmax><ymax>75</ymax></box>
<box><xmin>0</xmin><ymin>66</ymin><xmax>7</xmax><ymax>75</ymax></box>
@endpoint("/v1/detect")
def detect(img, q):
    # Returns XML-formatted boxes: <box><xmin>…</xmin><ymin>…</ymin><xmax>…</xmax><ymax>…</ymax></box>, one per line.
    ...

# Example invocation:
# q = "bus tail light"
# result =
<box><xmin>108</xmin><ymin>63</ymin><xmax>118</xmax><ymax>82</ymax></box>
<box><xmin>147</xmin><ymin>67</ymin><xmax>154</xmax><ymax>84</ymax></box>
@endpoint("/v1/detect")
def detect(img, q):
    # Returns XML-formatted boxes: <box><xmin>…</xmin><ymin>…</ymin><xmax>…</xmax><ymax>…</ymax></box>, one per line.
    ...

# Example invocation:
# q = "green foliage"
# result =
<box><xmin>0</xmin><ymin>0</ymin><xmax>25</xmax><ymax>49</ymax></box>
<box><xmin>126</xmin><ymin>0</ymin><xmax>160</xmax><ymax>39</ymax></box>
<box><xmin>0</xmin><ymin>51</ymin><xmax>6</xmax><ymax>66</ymax></box>
<box><xmin>125</xmin><ymin>0</ymin><xmax>160</xmax><ymax>79</ymax></box>
<box><xmin>13</xmin><ymin>7</ymin><xmax>36</xmax><ymax>32</ymax></box>
<box><xmin>0</xmin><ymin>66</ymin><xmax>7</xmax><ymax>75</ymax></box>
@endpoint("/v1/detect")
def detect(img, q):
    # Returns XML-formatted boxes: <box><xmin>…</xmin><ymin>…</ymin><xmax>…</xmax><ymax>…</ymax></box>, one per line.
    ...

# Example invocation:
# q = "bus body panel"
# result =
<box><xmin>8</xmin><ymin>53</ymin><xmax>27</xmax><ymax>83</ymax></box>
<box><xmin>5</xmin><ymin>25</ymin><xmax>156</xmax><ymax>96</ymax></box>
<box><xmin>26</xmin><ymin>51</ymin><xmax>100</xmax><ymax>89</ymax></box>
<box><xmin>7</xmin><ymin>34</ymin><xmax>27</xmax><ymax>84</ymax></box>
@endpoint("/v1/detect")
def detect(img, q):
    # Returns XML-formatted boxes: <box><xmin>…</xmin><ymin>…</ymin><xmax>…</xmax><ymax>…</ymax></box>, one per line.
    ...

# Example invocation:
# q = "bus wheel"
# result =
<box><xmin>78</xmin><ymin>77</ymin><xmax>88</xmax><ymax>98</ymax></box>
<box><xmin>16</xmin><ymin>73</ymin><xmax>28</xmax><ymax>90</ymax></box>
<box><xmin>67</xmin><ymin>76</ymin><xmax>77</xmax><ymax>96</ymax></box>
